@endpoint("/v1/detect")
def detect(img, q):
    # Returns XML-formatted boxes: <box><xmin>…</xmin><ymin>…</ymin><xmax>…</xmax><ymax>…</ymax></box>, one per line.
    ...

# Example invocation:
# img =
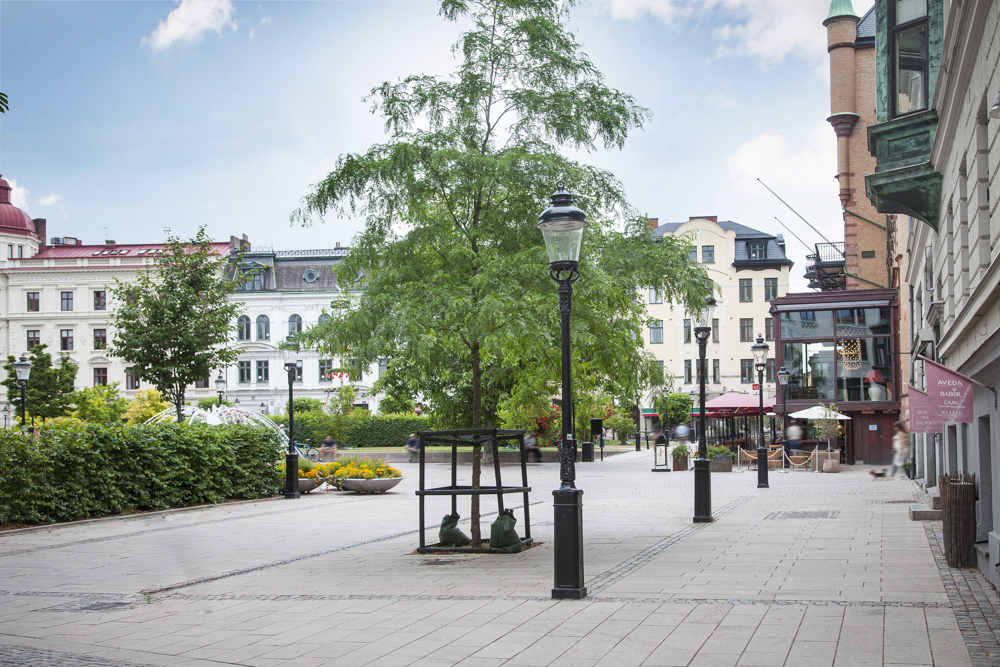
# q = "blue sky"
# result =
<box><xmin>1</xmin><ymin>0</ymin><xmax>873</xmax><ymax>290</ymax></box>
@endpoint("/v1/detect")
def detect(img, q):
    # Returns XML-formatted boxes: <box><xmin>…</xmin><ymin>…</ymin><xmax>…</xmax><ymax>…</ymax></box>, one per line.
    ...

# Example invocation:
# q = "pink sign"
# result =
<box><xmin>923</xmin><ymin>357</ymin><xmax>975</xmax><ymax>423</ymax></box>
<box><xmin>908</xmin><ymin>386</ymin><xmax>942</xmax><ymax>433</ymax></box>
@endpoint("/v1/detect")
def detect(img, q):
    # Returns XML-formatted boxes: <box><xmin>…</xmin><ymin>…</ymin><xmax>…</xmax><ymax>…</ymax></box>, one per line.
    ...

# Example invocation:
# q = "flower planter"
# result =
<box><xmin>822</xmin><ymin>458</ymin><xmax>840</xmax><ymax>473</ymax></box>
<box><xmin>298</xmin><ymin>478</ymin><xmax>323</xmax><ymax>494</ymax></box>
<box><xmin>672</xmin><ymin>456</ymin><xmax>688</xmax><ymax>471</ymax></box>
<box><xmin>341</xmin><ymin>477</ymin><xmax>403</xmax><ymax>494</ymax></box>
<box><xmin>709</xmin><ymin>454</ymin><xmax>733</xmax><ymax>473</ymax></box>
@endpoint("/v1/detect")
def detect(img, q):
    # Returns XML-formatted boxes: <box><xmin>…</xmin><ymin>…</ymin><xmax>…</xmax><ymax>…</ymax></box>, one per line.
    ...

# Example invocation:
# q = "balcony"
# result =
<box><xmin>804</xmin><ymin>242</ymin><xmax>846</xmax><ymax>291</ymax></box>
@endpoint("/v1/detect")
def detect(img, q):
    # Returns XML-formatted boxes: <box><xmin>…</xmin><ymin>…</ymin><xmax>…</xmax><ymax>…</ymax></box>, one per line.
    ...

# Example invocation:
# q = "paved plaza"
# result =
<box><xmin>1</xmin><ymin>450</ymin><xmax>997</xmax><ymax>666</ymax></box>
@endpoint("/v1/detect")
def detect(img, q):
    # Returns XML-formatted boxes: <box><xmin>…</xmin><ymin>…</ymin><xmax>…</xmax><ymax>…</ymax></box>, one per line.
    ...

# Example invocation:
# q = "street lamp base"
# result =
<box><xmin>552</xmin><ymin>586</ymin><xmax>588</xmax><ymax>600</ymax></box>
<box><xmin>693</xmin><ymin>457</ymin><xmax>712</xmax><ymax>523</ymax></box>
<box><xmin>552</xmin><ymin>487</ymin><xmax>586</xmax><ymax>600</ymax></box>
<box><xmin>284</xmin><ymin>452</ymin><xmax>301</xmax><ymax>499</ymax></box>
<box><xmin>757</xmin><ymin>447</ymin><xmax>770</xmax><ymax>489</ymax></box>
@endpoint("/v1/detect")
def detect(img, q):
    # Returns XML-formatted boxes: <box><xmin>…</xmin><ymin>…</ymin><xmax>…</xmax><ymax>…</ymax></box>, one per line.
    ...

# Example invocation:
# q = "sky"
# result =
<box><xmin>1</xmin><ymin>0</ymin><xmax>874</xmax><ymax>292</ymax></box>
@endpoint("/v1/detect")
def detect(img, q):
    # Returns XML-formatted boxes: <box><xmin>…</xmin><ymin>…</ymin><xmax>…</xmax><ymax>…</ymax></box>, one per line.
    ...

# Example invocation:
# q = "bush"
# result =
<box><xmin>196</xmin><ymin>397</ymin><xmax>233</xmax><ymax>411</ymax></box>
<box><xmin>0</xmin><ymin>422</ymin><xmax>282</xmax><ymax>524</ymax></box>
<box><xmin>707</xmin><ymin>445</ymin><xmax>735</xmax><ymax>461</ymax></box>
<box><xmin>271</xmin><ymin>411</ymin><xmax>341</xmax><ymax>446</ymax></box>
<box><xmin>342</xmin><ymin>413</ymin><xmax>430</xmax><ymax>448</ymax></box>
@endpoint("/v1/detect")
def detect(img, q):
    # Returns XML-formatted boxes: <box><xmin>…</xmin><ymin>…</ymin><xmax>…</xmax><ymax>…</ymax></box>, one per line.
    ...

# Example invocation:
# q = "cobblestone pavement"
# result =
<box><xmin>0</xmin><ymin>451</ymin><xmax>984</xmax><ymax>666</ymax></box>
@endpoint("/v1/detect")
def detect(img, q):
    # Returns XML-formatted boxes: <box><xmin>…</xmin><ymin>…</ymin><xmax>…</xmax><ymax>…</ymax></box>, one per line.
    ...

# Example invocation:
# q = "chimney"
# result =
<box><xmin>335</xmin><ymin>241</ymin><xmax>341</xmax><ymax>248</ymax></box>
<box><xmin>32</xmin><ymin>218</ymin><xmax>47</xmax><ymax>244</ymax></box>
<box><xmin>776</xmin><ymin>234</ymin><xmax>786</xmax><ymax>255</ymax></box>
<box><xmin>689</xmin><ymin>216</ymin><xmax>718</xmax><ymax>222</ymax></box>
<box><xmin>105</xmin><ymin>239</ymin><xmax>116</xmax><ymax>246</ymax></box>
<box><xmin>646</xmin><ymin>217</ymin><xmax>659</xmax><ymax>230</ymax></box>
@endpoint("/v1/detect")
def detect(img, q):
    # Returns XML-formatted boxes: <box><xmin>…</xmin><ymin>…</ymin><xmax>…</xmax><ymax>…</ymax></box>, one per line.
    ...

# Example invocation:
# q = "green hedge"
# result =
<box><xmin>0</xmin><ymin>422</ymin><xmax>282</xmax><ymax>525</ymax></box>
<box><xmin>272</xmin><ymin>411</ymin><xmax>430</xmax><ymax>448</ymax></box>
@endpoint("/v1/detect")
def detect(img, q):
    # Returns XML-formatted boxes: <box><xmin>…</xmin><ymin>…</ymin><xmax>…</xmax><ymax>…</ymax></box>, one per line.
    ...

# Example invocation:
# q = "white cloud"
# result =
<box><xmin>143</xmin><ymin>0</ymin><xmax>236</xmax><ymax>52</ymax></box>
<box><xmin>603</xmin><ymin>0</ymin><xmax>876</xmax><ymax>68</ymax></box>
<box><xmin>7</xmin><ymin>179</ymin><xmax>30</xmax><ymax>213</ymax></box>
<box><xmin>261</xmin><ymin>16</ymin><xmax>271</xmax><ymax>25</ymax></box>
<box><xmin>249</xmin><ymin>27</ymin><xmax>255</xmax><ymax>40</ymax></box>
<box><xmin>38</xmin><ymin>192</ymin><xmax>62</xmax><ymax>207</ymax></box>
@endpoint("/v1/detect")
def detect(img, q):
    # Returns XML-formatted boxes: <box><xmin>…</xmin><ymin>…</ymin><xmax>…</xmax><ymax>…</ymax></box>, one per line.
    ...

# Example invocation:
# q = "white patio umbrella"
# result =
<box><xmin>788</xmin><ymin>406</ymin><xmax>852</xmax><ymax>420</ymax></box>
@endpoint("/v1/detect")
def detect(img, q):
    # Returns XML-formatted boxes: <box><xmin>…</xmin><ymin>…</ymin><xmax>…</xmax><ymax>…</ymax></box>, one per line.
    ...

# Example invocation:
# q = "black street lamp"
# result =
<box><xmin>215</xmin><ymin>372</ymin><xmax>226</xmax><ymax>407</ymax></box>
<box><xmin>777</xmin><ymin>366</ymin><xmax>790</xmax><ymax>468</ymax></box>
<box><xmin>14</xmin><ymin>354</ymin><xmax>31</xmax><ymax>430</ymax></box>
<box><xmin>538</xmin><ymin>181</ymin><xmax>588</xmax><ymax>600</ymax></box>
<box><xmin>751</xmin><ymin>334</ymin><xmax>770</xmax><ymax>488</ymax></box>
<box><xmin>693</xmin><ymin>293</ymin><xmax>716</xmax><ymax>523</ymax></box>
<box><xmin>260</xmin><ymin>401</ymin><xmax>267</xmax><ymax>414</ymax></box>
<box><xmin>2</xmin><ymin>405</ymin><xmax>8</xmax><ymax>429</ymax></box>
<box><xmin>283</xmin><ymin>336</ymin><xmax>300</xmax><ymax>500</ymax></box>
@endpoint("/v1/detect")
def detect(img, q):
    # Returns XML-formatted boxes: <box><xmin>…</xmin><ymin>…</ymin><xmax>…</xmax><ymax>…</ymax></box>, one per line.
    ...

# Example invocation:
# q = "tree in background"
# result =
<box><xmin>378</xmin><ymin>393</ymin><xmax>416</xmax><ymax>415</ymax></box>
<box><xmin>73</xmin><ymin>383</ymin><xmax>129</xmax><ymax>424</ymax></box>
<box><xmin>2</xmin><ymin>345</ymin><xmax>78</xmax><ymax>424</ymax></box>
<box><xmin>655</xmin><ymin>393</ymin><xmax>694</xmax><ymax>433</ymax></box>
<box><xmin>285</xmin><ymin>397</ymin><xmax>323</xmax><ymax>414</ymax></box>
<box><xmin>328</xmin><ymin>385</ymin><xmax>358</xmax><ymax>417</ymax></box>
<box><xmin>293</xmin><ymin>0</ymin><xmax>710</xmax><ymax>545</ymax></box>
<box><xmin>109</xmin><ymin>227</ymin><xmax>244</xmax><ymax>422</ymax></box>
<box><xmin>123</xmin><ymin>389</ymin><xmax>171</xmax><ymax>424</ymax></box>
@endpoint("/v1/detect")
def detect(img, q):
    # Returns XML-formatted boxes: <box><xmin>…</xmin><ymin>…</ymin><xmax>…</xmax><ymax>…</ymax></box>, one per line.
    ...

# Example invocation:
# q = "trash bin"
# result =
<box><xmin>581</xmin><ymin>441</ymin><xmax>594</xmax><ymax>462</ymax></box>
<box><xmin>940</xmin><ymin>472</ymin><xmax>976</xmax><ymax>568</ymax></box>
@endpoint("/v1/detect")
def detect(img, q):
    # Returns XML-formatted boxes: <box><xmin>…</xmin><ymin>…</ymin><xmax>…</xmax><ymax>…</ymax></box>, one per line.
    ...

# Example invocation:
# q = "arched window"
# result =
<box><xmin>256</xmin><ymin>315</ymin><xmax>270</xmax><ymax>340</ymax></box>
<box><xmin>237</xmin><ymin>315</ymin><xmax>250</xmax><ymax>341</ymax></box>
<box><xmin>288</xmin><ymin>314</ymin><xmax>302</xmax><ymax>335</ymax></box>
<box><xmin>318</xmin><ymin>314</ymin><xmax>331</xmax><ymax>324</ymax></box>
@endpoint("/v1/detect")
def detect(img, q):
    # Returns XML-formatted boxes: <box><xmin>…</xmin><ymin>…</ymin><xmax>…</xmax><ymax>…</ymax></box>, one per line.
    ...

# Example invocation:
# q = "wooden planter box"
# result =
<box><xmin>672</xmin><ymin>456</ymin><xmax>688</xmax><ymax>471</ymax></box>
<box><xmin>709</xmin><ymin>454</ymin><xmax>733</xmax><ymax>473</ymax></box>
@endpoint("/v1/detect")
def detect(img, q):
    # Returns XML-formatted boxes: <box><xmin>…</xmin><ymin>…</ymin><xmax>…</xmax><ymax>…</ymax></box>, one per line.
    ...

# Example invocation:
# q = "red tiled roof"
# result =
<box><xmin>0</xmin><ymin>177</ymin><xmax>38</xmax><ymax>237</ymax></box>
<box><xmin>32</xmin><ymin>242</ymin><xmax>233</xmax><ymax>259</ymax></box>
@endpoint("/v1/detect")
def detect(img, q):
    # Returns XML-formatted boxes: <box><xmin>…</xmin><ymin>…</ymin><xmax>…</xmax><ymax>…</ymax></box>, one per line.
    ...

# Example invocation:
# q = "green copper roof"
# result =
<box><xmin>827</xmin><ymin>0</ymin><xmax>858</xmax><ymax>19</ymax></box>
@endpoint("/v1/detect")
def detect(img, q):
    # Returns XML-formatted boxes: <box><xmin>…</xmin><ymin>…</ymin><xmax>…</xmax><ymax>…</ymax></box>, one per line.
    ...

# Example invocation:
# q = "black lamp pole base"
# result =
<box><xmin>284</xmin><ymin>453</ymin><xmax>300</xmax><ymax>499</ymax></box>
<box><xmin>693</xmin><ymin>457</ymin><xmax>712</xmax><ymax>522</ymax></box>
<box><xmin>757</xmin><ymin>447</ymin><xmax>769</xmax><ymax>488</ymax></box>
<box><xmin>552</xmin><ymin>487</ymin><xmax>586</xmax><ymax>600</ymax></box>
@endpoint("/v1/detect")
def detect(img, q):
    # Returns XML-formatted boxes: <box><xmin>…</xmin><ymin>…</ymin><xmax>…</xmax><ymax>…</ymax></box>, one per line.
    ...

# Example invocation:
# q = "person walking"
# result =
<box><xmin>524</xmin><ymin>433</ymin><xmax>542</xmax><ymax>462</ymax></box>
<box><xmin>404</xmin><ymin>433</ymin><xmax>420</xmax><ymax>463</ymax></box>
<box><xmin>784</xmin><ymin>419</ymin><xmax>803</xmax><ymax>469</ymax></box>
<box><xmin>890</xmin><ymin>421</ymin><xmax>910</xmax><ymax>480</ymax></box>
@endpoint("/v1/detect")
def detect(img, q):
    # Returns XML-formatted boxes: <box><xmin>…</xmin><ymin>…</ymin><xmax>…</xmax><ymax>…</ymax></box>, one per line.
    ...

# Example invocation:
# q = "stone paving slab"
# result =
<box><xmin>0</xmin><ymin>452</ymin><xmax>986</xmax><ymax>666</ymax></box>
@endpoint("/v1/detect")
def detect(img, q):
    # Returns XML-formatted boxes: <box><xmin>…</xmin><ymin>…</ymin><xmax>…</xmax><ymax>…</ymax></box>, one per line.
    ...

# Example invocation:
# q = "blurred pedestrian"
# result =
<box><xmin>890</xmin><ymin>421</ymin><xmax>910</xmax><ymax>480</ymax></box>
<box><xmin>524</xmin><ymin>433</ymin><xmax>542</xmax><ymax>462</ymax></box>
<box><xmin>404</xmin><ymin>433</ymin><xmax>420</xmax><ymax>463</ymax></box>
<box><xmin>319</xmin><ymin>435</ymin><xmax>338</xmax><ymax>462</ymax></box>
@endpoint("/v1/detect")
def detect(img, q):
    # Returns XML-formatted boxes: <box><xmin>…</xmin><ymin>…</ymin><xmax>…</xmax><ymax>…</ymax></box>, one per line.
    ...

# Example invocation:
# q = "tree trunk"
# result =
<box><xmin>176</xmin><ymin>389</ymin><xmax>185</xmax><ymax>423</ymax></box>
<box><xmin>470</xmin><ymin>342</ymin><xmax>482</xmax><ymax>547</ymax></box>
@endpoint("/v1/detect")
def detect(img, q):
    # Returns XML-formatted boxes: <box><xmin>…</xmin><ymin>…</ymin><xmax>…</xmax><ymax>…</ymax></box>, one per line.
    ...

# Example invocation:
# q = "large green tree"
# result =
<box><xmin>2</xmin><ymin>345</ymin><xmax>78</xmax><ymax>424</ymax></box>
<box><xmin>109</xmin><ymin>227</ymin><xmax>245</xmax><ymax>422</ymax></box>
<box><xmin>293</xmin><ymin>0</ymin><xmax>710</xmax><ymax>544</ymax></box>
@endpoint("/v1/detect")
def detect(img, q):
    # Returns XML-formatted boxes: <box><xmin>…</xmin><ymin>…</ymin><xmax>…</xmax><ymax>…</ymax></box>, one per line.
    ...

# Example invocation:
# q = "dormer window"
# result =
<box><xmin>748</xmin><ymin>242</ymin><xmax>767</xmax><ymax>260</ymax></box>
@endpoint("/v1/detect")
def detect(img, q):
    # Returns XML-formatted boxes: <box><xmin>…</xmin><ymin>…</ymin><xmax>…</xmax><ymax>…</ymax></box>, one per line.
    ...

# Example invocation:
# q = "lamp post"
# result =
<box><xmin>751</xmin><ymin>334</ymin><xmax>770</xmax><ymax>488</ymax></box>
<box><xmin>215</xmin><ymin>372</ymin><xmax>226</xmax><ymax>407</ymax></box>
<box><xmin>283</xmin><ymin>336</ymin><xmax>300</xmax><ymax>499</ymax></box>
<box><xmin>14</xmin><ymin>354</ymin><xmax>31</xmax><ymax>430</ymax></box>
<box><xmin>693</xmin><ymin>293</ymin><xmax>716</xmax><ymax>523</ymax></box>
<box><xmin>260</xmin><ymin>401</ymin><xmax>266</xmax><ymax>414</ymax></box>
<box><xmin>777</xmin><ymin>366</ymin><xmax>790</xmax><ymax>468</ymax></box>
<box><xmin>537</xmin><ymin>181</ymin><xmax>588</xmax><ymax>600</ymax></box>
<box><xmin>2</xmin><ymin>405</ymin><xmax>8</xmax><ymax>429</ymax></box>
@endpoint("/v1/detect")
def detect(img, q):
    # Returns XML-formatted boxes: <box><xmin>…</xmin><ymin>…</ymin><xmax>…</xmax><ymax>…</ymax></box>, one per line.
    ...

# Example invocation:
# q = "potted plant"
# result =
<box><xmin>671</xmin><ymin>443</ymin><xmax>690</xmax><ymax>471</ymax></box>
<box><xmin>814</xmin><ymin>402</ymin><xmax>844</xmax><ymax>473</ymax></box>
<box><xmin>332</xmin><ymin>456</ymin><xmax>404</xmax><ymax>494</ymax></box>
<box><xmin>707</xmin><ymin>445</ymin><xmax>734</xmax><ymax>472</ymax></box>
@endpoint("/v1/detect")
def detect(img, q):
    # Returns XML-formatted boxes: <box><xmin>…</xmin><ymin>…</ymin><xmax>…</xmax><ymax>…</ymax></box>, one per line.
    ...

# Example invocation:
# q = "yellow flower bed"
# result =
<box><xmin>278</xmin><ymin>458</ymin><xmax>401</xmax><ymax>487</ymax></box>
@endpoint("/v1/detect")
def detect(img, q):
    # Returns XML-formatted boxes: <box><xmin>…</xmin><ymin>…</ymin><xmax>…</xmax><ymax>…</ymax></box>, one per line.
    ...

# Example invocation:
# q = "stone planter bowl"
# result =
<box><xmin>298</xmin><ymin>478</ymin><xmax>323</xmax><ymax>494</ymax></box>
<box><xmin>341</xmin><ymin>477</ymin><xmax>403</xmax><ymax>494</ymax></box>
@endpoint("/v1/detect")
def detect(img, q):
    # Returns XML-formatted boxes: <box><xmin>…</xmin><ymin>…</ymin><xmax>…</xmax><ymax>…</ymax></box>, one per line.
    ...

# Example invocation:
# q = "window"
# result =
<box><xmin>60</xmin><ymin>329</ymin><xmax>74</xmax><ymax>351</ymax></box>
<box><xmin>650</xmin><ymin>320</ymin><xmax>663</xmax><ymax>344</ymax></box>
<box><xmin>17</xmin><ymin>246</ymin><xmax>23</xmax><ymax>258</ymax></box>
<box><xmin>739</xmin><ymin>318</ymin><xmax>753</xmax><ymax>342</ymax></box>
<box><xmin>378</xmin><ymin>358</ymin><xmax>389</xmax><ymax>377</ymax></box>
<box><xmin>689</xmin><ymin>247</ymin><xmax>697</xmax><ymax>261</ymax></box>
<box><xmin>783</xmin><ymin>341</ymin><xmax>837</xmax><ymax>400</ymax></box>
<box><xmin>765</xmin><ymin>358</ymin><xmax>775</xmax><ymax>383</ymax></box>
<box><xmin>683</xmin><ymin>319</ymin><xmax>692</xmax><ymax>344</ymax></box>
<box><xmin>6</xmin><ymin>246</ymin><xmax>10</xmax><ymax>259</ymax></box>
<box><xmin>126</xmin><ymin>368</ymin><xmax>140</xmax><ymax>390</ymax></box>
<box><xmin>765</xmin><ymin>319</ymin><xmax>774</xmax><ymax>342</ymax></box>
<box><xmin>740</xmin><ymin>359</ymin><xmax>754</xmax><ymax>384</ymax></box>
<box><xmin>256</xmin><ymin>315</ymin><xmax>270</xmax><ymax>340</ymax></box>
<box><xmin>764</xmin><ymin>278</ymin><xmax>778</xmax><ymax>302</ymax></box>
<box><xmin>94</xmin><ymin>291</ymin><xmax>106</xmax><ymax>310</ymax></box>
<box><xmin>684</xmin><ymin>359</ymin><xmax>692</xmax><ymax>384</ymax></box>
<box><xmin>93</xmin><ymin>368</ymin><xmax>108</xmax><ymax>386</ymax></box>
<box><xmin>318</xmin><ymin>314</ymin><xmax>331</xmax><ymax>324</ymax></box>
<box><xmin>93</xmin><ymin>329</ymin><xmax>107</xmax><ymax>350</ymax></box>
<box><xmin>238</xmin><ymin>361</ymin><xmax>252</xmax><ymax>383</ymax></box>
<box><xmin>780</xmin><ymin>310</ymin><xmax>836</xmax><ymax>339</ymax></box>
<box><xmin>61</xmin><ymin>292</ymin><xmax>73</xmax><ymax>311</ymax></box>
<box><xmin>26</xmin><ymin>292</ymin><xmax>39</xmax><ymax>312</ymax></box>
<box><xmin>924</xmin><ymin>245</ymin><xmax>933</xmax><ymax>290</ymax></box>
<box><xmin>739</xmin><ymin>279</ymin><xmax>752</xmax><ymax>302</ymax></box>
<box><xmin>242</xmin><ymin>269</ymin><xmax>266</xmax><ymax>291</ymax></box>
<box><xmin>256</xmin><ymin>360</ymin><xmax>269</xmax><ymax>383</ymax></box>
<box><xmin>195</xmin><ymin>377</ymin><xmax>209</xmax><ymax>389</ymax></box>
<box><xmin>712</xmin><ymin>318</ymin><xmax>719</xmax><ymax>343</ymax></box>
<box><xmin>836</xmin><ymin>337</ymin><xmax>894</xmax><ymax>402</ymax></box>
<box><xmin>701</xmin><ymin>246</ymin><xmax>714</xmax><ymax>264</ymax></box>
<box><xmin>748</xmin><ymin>242</ymin><xmax>767</xmax><ymax>260</ymax></box>
<box><xmin>319</xmin><ymin>359</ymin><xmax>334</xmax><ymax>381</ymax></box>
<box><xmin>648</xmin><ymin>288</ymin><xmax>663</xmax><ymax>304</ymax></box>
<box><xmin>294</xmin><ymin>360</ymin><xmax>303</xmax><ymax>383</ymax></box>
<box><xmin>712</xmin><ymin>359</ymin><xmax>720</xmax><ymax>384</ymax></box>
<box><xmin>892</xmin><ymin>0</ymin><xmax>928</xmax><ymax>117</ymax></box>
<box><xmin>26</xmin><ymin>330</ymin><xmax>40</xmax><ymax>350</ymax></box>
<box><xmin>861</xmin><ymin>250</ymin><xmax>876</xmax><ymax>259</ymax></box>
<box><xmin>236</xmin><ymin>316</ymin><xmax>250</xmax><ymax>341</ymax></box>
<box><xmin>288</xmin><ymin>314</ymin><xmax>302</xmax><ymax>335</ymax></box>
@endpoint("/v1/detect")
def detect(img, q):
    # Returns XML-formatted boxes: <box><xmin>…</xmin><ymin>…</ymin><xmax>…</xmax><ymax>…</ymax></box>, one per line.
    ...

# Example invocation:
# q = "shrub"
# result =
<box><xmin>342</xmin><ymin>413</ymin><xmax>430</xmax><ymax>448</ymax></box>
<box><xmin>196</xmin><ymin>397</ymin><xmax>233</xmax><ymax>411</ymax></box>
<box><xmin>671</xmin><ymin>443</ymin><xmax>690</xmax><ymax>460</ymax></box>
<box><xmin>707</xmin><ymin>445</ymin><xmax>735</xmax><ymax>461</ymax></box>
<box><xmin>123</xmin><ymin>389</ymin><xmax>171</xmax><ymax>424</ymax></box>
<box><xmin>0</xmin><ymin>422</ymin><xmax>282</xmax><ymax>525</ymax></box>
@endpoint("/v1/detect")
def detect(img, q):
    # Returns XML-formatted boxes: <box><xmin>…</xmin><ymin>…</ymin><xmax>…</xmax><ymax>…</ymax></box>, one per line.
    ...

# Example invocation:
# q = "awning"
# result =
<box><xmin>703</xmin><ymin>391</ymin><xmax>777</xmax><ymax>415</ymax></box>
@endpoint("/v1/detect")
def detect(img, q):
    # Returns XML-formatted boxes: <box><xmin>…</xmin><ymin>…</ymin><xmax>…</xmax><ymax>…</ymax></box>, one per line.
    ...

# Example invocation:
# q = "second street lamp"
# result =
<box><xmin>14</xmin><ymin>354</ymin><xmax>31</xmax><ymax>430</ymax></box>
<box><xmin>215</xmin><ymin>372</ymin><xmax>226</xmax><ymax>407</ymax></box>
<box><xmin>537</xmin><ymin>181</ymin><xmax>588</xmax><ymax>600</ymax></box>
<box><xmin>283</xmin><ymin>336</ymin><xmax>300</xmax><ymax>500</ymax></box>
<box><xmin>777</xmin><ymin>366</ymin><xmax>790</xmax><ymax>469</ymax></box>
<box><xmin>693</xmin><ymin>293</ymin><xmax>716</xmax><ymax>523</ymax></box>
<box><xmin>751</xmin><ymin>334</ymin><xmax>770</xmax><ymax>488</ymax></box>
